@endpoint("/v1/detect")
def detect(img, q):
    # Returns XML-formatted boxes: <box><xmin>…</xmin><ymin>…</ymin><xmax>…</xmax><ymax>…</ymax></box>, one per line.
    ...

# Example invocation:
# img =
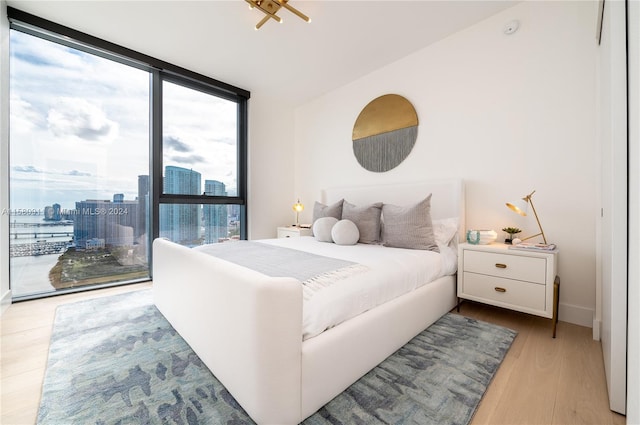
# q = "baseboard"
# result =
<box><xmin>1</xmin><ymin>289</ymin><xmax>11</xmax><ymax>316</ymax></box>
<box><xmin>592</xmin><ymin>317</ymin><xmax>602</xmax><ymax>341</ymax></box>
<box><xmin>558</xmin><ymin>302</ymin><xmax>594</xmax><ymax>329</ymax></box>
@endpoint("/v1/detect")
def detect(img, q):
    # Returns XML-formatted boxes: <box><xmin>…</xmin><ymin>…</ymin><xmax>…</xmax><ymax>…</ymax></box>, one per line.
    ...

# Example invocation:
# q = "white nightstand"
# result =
<box><xmin>458</xmin><ymin>242</ymin><xmax>560</xmax><ymax>337</ymax></box>
<box><xmin>277</xmin><ymin>226</ymin><xmax>312</xmax><ymax>238</ymax></box>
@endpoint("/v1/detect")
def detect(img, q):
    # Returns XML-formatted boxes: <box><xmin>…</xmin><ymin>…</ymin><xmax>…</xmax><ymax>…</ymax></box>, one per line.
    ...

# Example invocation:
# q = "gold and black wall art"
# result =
<box><xmin>351</xmin><ymin>94</ymin><xmax>418</xmax><ymax>173</ymax></box>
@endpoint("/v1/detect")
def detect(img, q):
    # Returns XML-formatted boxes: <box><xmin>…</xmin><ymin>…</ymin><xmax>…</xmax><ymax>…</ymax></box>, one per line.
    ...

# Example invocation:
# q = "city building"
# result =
<box><xmin>203</xmin><ymin>180</ymin><xmax>228</xmax><ymax>243</ymax></box>
<box><xmin>73</xmin><ymin>194</ymin><xmax>139</xmax><ymax>248</ymax></box>
<box><xmin>160</xmin><ymin>166</ymin><xmax>201</xmax><ymax>245</ymax></box>
<box><xmin>43</xmin><ymin>203</ymin><xmax>61</xmax><ymax>221</ymax></box>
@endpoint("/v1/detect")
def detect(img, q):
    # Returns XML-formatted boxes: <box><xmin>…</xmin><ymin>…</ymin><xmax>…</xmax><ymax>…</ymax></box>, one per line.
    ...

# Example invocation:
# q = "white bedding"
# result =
<box><xmin>258</xmin><ymin>236</ymin><xmax>458</xmax><ymax>340</ymax></box>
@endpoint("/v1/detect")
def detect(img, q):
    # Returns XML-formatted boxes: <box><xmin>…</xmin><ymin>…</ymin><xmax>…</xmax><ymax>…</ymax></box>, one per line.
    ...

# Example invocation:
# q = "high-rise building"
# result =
<box><xmin>43</xmin><ymin>203</ymin><xmax>62</xmax><ymax>221</ymax></box>
<box><xmin>52</xmin><ymin>203</ymin><xmax>61</xmax><ymax>221</ymax></box>
<box><xmin>203</xmin><ymin>180</ymin><xmax>228</xmax><ymax>243</ymax></box>
<box><xmin>74</xmin><ymin>198</ymin><xmax>138</xmax><ymax>248</ymax></box>
<box><xmin>160</xmin><ymin>166</ymin><xmax>201</xmax><ymax>245</ymax></box>
<box><xmin>43</xmin><ymin>205</ymin><xmax>54</xmax><ymax>221</ymax></box>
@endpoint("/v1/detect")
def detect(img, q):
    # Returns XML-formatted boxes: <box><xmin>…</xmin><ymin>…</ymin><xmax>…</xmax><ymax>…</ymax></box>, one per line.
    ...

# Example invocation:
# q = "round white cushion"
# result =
<box><xmin>313</xmin><ymin>217</ymin><xmax>339</xmax><ymax>242</ymax></box>
<box><xmin>331</xmin><ymin>219</ymin><xmax>360</xmax><ymax>245</ymax></box>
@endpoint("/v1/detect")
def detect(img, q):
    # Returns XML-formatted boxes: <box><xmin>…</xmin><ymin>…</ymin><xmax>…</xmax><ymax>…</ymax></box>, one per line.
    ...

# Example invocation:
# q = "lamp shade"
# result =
<box><xmin>292</xmin><ymin>199</ymin><xmax>304</xmax><ymax>227</ymax></box>
<box><xmin>505</xmin><ymin>190</ymin><xmax>547</xmax><ymax>244</ymax></box>
<box><xmin>506</xmin><ymin>199</ymin><xmax>528</xmax><ymax>216</ymax></box>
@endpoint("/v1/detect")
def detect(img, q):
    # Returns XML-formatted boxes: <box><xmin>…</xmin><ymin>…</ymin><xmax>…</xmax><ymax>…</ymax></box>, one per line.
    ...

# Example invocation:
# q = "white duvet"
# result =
<box><xmin>259</xmin><ymin>237</ymin><xmax>458</xmax><ymax>340</ymax></box>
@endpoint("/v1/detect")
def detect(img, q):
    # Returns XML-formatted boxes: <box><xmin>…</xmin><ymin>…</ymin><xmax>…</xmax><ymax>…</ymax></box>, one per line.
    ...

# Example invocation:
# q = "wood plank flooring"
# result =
<box><xmin>0</xmin><ymin>284</ymin><xmax>626</xmax><ymax>424</ymax></box>
<box><xmin>457</xmin><ymin>302</ymin><xmax>626</xmax><ymax>425</ymax></box>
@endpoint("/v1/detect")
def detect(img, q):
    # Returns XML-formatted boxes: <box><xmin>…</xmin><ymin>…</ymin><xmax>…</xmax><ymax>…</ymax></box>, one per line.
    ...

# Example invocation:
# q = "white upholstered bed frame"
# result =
<box><xmin>153</xmin><ymin>179</ymin><xmax>464</xmax><ymax>424</ymax></box>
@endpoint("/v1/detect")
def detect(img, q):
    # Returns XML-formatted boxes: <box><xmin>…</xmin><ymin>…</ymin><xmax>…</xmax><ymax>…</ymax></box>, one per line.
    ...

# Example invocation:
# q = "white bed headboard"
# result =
<box><xmin>322</xmin><ymin>179</ymin><xmax>465</xmax><ymax>241</ymax></box>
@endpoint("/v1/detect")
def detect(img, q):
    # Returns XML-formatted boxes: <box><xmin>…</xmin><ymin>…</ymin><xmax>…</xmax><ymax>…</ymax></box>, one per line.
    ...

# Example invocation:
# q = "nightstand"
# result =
<box><xmin>458</xmin><ymin>242</ymin><xmax>560</xmax><ymax>337</ymax></box>
<box><xmin>277</xmin><ymin>226</ymin><xmax>313</xmax><ymax>238</ymax></box>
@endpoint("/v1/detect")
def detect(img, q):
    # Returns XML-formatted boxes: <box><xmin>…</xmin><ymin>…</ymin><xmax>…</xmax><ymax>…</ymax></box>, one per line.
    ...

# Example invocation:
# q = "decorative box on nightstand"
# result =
<box><xmin>458</xmin><ymin>242</ymin><xmax>560</xmax><ymax>337</ymax></box>
<box><xmin>277</xmin><ymin>226</ymin><xmax>312</xmax><ymax>238</ymax></box>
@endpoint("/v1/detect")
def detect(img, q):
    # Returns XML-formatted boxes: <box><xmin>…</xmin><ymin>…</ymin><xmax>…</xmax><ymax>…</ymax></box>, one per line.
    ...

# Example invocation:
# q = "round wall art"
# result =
<box><xmin>351</xmin><ymin>94</ymin><xmax>418</xmax><ymax>173</ymax></box>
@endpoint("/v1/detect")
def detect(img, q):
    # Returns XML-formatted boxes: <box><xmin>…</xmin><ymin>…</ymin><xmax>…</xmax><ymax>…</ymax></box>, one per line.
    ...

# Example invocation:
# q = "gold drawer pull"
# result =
<box><xmin>494</xmin><ymin>287</ymin><xmax>507</xmax><ymax>293</ymax></box>
<box><xmin>495</xmin><ymin>263</ymin><xmax>507</xmax><ymax>269</ymax></box>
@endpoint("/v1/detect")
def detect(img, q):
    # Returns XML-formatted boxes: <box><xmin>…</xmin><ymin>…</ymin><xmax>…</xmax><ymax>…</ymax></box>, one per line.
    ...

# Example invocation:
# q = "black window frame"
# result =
<box><xmin>7</xmin><ymin>6</ymin><xmax>250</xmax><ymax>277</ymax></box>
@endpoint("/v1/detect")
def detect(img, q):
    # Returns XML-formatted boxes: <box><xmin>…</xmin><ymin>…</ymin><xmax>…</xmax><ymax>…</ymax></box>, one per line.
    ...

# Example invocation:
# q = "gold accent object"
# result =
<box><xmin>292</xmin><ymin>199</ymin><xmax>304</xmax><ymax>227</ymax></box>
<box><xmin>495</xmin><ymin>263</ymin><xmax>507</xmax><ymax>269</ymax></box>
<box><xmin>352</xmin><ymin>94</ymin><xmax>419</xmax><ymax>141</ymax></box>
<box><xmin>552</xmin><ymin>275</ymin><xmax>560</xmax><ymax>338</ymax></box>
<box><xmin>245</xmin><ymin>0</ymin><xmax>310</xmax><ymax>30</ymax></box>
<box><xmin>506</xmin><ymin>190</ymin><xmax>548</xmax><ymax>244</ymax></box>
<box><xmin>494</xmin><ymin>287</ymin><xmax>507</xmax><ymax>293</ymax></box>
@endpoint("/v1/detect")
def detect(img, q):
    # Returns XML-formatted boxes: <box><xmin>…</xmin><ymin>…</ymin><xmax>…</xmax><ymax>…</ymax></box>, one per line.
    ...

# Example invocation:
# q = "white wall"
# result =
<box><xmin>247</xmin><ymin>94</ymin><xmax>296</xmax><ymax>240</ymax></box>
<box><xmin>294</xmin><ymin>1</ymin><xmax>598</xmax><ymax>327</ymax></box>
<box><xmin>1</xmin><ymin>0</ymin><xmax>11</xmax><ymax>315</ymax></box>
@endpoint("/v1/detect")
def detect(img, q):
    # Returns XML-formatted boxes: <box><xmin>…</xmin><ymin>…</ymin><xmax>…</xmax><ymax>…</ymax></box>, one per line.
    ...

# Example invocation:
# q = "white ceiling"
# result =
<box><xmin>6</xmin><ymin>0</ymin><xmax>519</xmax><ymax>106</ymax></box>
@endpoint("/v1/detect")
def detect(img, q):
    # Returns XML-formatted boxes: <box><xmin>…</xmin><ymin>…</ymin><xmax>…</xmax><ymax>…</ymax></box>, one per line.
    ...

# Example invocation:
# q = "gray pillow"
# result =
<box><xmin>312</xmin><ymin>199</ymin><xmax>344</xmax><ymax>224</ymax></box>
<box><xmin>381</xmin><ymin>195</ymin><xmax>439</xmax><ymax>252</ymax></box>
<box><xmin>342</xmin><ymin>200</ymin><xmax>382</xmax><ymax>244</ymax></box>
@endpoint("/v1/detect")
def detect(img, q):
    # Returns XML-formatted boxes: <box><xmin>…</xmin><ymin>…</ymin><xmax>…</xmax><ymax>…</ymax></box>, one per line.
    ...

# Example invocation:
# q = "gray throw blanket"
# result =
<box><xmin>194</xmin><ymin>241</ymin><xmax>368</xmax><ymax>300</ymax></box>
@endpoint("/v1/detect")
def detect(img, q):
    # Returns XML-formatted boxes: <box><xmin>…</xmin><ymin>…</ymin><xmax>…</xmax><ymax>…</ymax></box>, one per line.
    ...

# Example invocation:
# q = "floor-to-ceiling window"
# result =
<box><xmin>158</xmin><ymin>80</ymin><xmax>243</xmax><ymax>247</ymax></box>
<box><xmin>7</xmin><ymin>8</ymin><xmax>249</xmax><ymax>300</ymax></box>
<box><xmin>9</xmin><ymin>29</ymin><xmax>151</xmax><ymax>298</ymax></box>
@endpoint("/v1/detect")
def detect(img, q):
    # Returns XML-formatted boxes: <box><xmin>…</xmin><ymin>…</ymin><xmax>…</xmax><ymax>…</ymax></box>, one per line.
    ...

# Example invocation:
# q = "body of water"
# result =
<box><xmin>10</xmin><ymin>255</ymin><xmax>58</xmax><ymax>297</ymax></box>
<box><xmin>9</xmin><ymin>216</ymin><xmax>74</xmax><ymax>246</ymax></box>
<box><xmin>9</xmin><ymin>215</ymin><xmax>73</xmax><ymax>297</ymax></box>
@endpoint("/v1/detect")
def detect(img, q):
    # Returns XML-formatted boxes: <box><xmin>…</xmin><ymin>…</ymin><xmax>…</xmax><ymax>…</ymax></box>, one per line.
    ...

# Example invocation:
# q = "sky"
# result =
<box><xmin>9</xmin><ymin>29</ymin><xmax>238</xmax><ymax>213</ymax></box>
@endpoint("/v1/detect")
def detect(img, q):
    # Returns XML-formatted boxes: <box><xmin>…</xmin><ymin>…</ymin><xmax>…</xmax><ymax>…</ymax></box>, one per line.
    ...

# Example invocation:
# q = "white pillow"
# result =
<box><xmin>313</xmin><ymin>217</ymin><xmax>338</xmax><ymax>242</ymax></box>
<box><xmin>432</xmin><ymin>217</ymin><xmax>460</xmax><ymax>246</ymax></box>
<box><xmin>331</xmin><ymin>219</ymin><xmax>360</xmax><ymax>245</ymax></box>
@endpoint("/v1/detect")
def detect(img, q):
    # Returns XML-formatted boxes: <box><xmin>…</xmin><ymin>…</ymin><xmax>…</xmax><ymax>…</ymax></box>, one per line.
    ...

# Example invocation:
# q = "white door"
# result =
<box><xmin>598</xmin><ymin>0</ymin><xmax>627</xmax><ymax>415</ymax></box>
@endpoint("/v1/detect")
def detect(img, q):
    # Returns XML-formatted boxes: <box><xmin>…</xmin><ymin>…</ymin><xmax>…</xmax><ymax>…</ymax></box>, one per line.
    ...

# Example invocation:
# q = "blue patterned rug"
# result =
<box><xmin>37</xmin><ymin>290</ymin><xmax>516</xmax><ymax>424</ymax></box>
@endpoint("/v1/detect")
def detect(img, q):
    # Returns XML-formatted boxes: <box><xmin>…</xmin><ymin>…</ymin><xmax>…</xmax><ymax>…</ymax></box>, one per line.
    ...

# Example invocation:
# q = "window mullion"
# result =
<box><xmin>151</xmin><ymin>70</ymin><xmax>162</xmax><ymax>246</ymax></box>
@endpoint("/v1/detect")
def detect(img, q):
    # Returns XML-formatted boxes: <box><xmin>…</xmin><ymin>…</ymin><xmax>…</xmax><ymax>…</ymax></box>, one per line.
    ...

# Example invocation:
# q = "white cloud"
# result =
<box><xmin>9</xmin><ymin>94</ymin><xmax>41</xmax><ymax>133</ymax></box>
<box><xmin>10</xmin><ymin>28</ymin><xmax>239</xmax><ymax>207</ymax></box>
<box><xmin>47</xmin><ymin>97</ymin><xmax>119</xmax><ymax>142</ymax></box>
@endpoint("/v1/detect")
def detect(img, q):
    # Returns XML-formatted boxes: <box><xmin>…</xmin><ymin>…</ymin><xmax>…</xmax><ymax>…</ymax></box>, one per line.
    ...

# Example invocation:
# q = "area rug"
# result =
<box><xmin>37</xmin><ymin>290</ymin><xmax>516</xmax><ymax>425</ymax></box>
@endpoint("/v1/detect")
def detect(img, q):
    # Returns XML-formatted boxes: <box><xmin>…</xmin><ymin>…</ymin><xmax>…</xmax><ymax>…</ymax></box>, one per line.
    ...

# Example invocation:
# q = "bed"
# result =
<box><xmin>152</xmin><ymin>179</ymin><xmax>465</xmax><ymax>424</ymax></box>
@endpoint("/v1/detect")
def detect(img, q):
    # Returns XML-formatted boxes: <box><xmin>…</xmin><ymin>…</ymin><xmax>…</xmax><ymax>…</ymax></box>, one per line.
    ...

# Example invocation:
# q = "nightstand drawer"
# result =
<box><xmin>278</xmin><ymin>228</ymin><xmax>300</xmax><ymax>238</ymax></box>
<box><xmin>462</xmin><ymin>272</ymin><xmax>546</xmax><ymax>311</ymax></box>
<box><xmin>463</xmin><ymin>250</ymin><xmax>546</xmax><ymax>284</ymax></box>
<box><xmin>277</xmin><ymin>227</ymin><xmax>312</xmax><ymax>238</ymax></box>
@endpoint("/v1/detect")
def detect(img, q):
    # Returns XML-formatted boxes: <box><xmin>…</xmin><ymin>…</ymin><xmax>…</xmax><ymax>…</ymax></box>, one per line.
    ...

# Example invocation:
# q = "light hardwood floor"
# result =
<box><xmin>0</xmin><ymin>283</ymin><xmax>626</xmax><ymax>425</ymax></box>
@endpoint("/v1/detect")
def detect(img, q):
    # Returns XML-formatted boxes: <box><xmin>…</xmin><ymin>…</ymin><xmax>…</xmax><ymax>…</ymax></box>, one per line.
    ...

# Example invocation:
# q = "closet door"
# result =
<box><xmin>626</xmin><ymin>0</ymin><xmax>639</xmax><ymax>422</ymax></box>
<box><xmin>598</xmin><ymin>0</ymin><xmax>627</xmax><ymax>415</ymax></box>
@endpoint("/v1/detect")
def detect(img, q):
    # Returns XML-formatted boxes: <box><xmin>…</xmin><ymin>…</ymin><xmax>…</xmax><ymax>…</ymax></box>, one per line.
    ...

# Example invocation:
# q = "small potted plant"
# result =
<box><xmin>502</xmin><ymin>227</ymin><xmax>522</xmax><ymax>244</ymax></box>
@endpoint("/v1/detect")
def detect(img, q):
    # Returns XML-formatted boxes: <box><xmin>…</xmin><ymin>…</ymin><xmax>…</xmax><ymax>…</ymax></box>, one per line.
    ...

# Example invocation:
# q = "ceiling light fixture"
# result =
<box><xmin>245</xmin><ymin>0</ymin><xmax>310</xmax><ymax>30</ymax></box>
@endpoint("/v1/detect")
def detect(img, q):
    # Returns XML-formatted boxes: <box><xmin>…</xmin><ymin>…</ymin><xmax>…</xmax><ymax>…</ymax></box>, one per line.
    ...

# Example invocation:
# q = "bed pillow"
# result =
<box><xmin>381</xmin><ymin>195</ymin><xmax>439</xmax><ymax>252</ymax></box>
<box><xmin>432</xmin><ymin>217</ymin><xmax>460</xmax><ymax>246</ymax></box>
<box><xmin>331</xmin><ymin>219</ymin><xmax>360</xmax><ymax>245</ymax></box>
<box><xmin>342</xmin><ymin>200</ymin><xmax>382</xmax><ymax>244</ymax></box>
<box><xmin>312</xmin><ymin>199</ymin><xmax>344</xmax><ymax>225</ymax></box>
<box><xmin>312</xmin><ymin>216</ymin><xmax>339</xmax><ymax>242</ymax></box>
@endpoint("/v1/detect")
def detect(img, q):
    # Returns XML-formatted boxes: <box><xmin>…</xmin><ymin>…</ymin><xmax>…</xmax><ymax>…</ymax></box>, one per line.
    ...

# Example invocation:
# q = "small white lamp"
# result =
<box><xmin>292</xmin><ymin>199</ymin><xmax>304</xmax><ymax>227</ymax></box>
<box><xmin>506</xmin><ymin>190</ymin><xmax>547</xmax><ymax>244</ymax></box>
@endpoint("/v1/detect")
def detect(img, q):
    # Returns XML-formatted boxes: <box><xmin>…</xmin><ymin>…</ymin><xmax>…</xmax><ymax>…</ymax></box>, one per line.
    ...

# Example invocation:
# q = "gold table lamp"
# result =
<box><xmin>506</xmin><ymin>190</ymin><xmax>547</xmax><ymax>244</ymax></box>
<box><xmin>292</xmin><ymin>199</ymin><xmax>304</xmax><ymax>227</ymax></box>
